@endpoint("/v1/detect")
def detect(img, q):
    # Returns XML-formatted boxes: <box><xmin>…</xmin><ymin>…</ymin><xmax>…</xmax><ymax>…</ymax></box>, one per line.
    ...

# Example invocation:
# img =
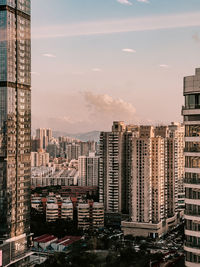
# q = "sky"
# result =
<box><xmin>32</xmin><ymin>0</ymin><xmax>200</xmax><ymax>133</ymax></box>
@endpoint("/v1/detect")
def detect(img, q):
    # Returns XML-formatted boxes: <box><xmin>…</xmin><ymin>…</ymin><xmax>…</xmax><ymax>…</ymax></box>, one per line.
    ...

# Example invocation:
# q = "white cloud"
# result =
<box><xmin>92</xmin><ymin>68</ymin><xmax>102</xmax><ymax>72</ymax></box>
<box><xmin>32</xmin><ymin>12</ymin><xmax>200</xmax><ymax>39</ymax></box>
<box><xmin>42</xmin><ymin>53</ymin><xmax>56</xmax><ymax>58</ymax></box>
<box><xmin>136</xmin><ymin>0</ymin><xmax>149</xmax><ymax>3</ymax></box>
<box><xmin>117</xmin><ymin>0</ymin><xmax>132</xmax><ymax>5</ymax></box>
<box><xmin>159</xmin><ymin>64</ymin><xmax>170</xmax><ymax>68</ymax></box>
<box><xmin>83</xmin><ymin>91</ymin><xmax>136</xmax><ymax>122</ymax></box>
<box><xmin>122</xmin><ymin>48</ymin><xmax>136</xmax><ymax>53</ymax></box>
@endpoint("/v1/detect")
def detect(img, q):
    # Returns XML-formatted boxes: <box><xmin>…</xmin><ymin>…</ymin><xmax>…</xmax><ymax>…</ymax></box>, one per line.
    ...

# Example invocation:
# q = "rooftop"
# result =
<box><xmin>34</xmin><ymin>234</ymin><xmax>57</xmax><ymax>243</ymax></box>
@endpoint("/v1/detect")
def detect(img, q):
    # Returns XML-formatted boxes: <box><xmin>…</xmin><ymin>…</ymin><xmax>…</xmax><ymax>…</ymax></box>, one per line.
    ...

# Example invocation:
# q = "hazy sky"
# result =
<box><xmin>32</xmin><ymin>0</ymin><xmax>200</xmax><ymax>133</ymax></box>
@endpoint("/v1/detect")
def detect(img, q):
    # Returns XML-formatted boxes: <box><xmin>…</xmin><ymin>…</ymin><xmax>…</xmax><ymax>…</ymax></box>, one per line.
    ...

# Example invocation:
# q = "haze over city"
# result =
<box><xmin>32</xmin><ymin>0</ymin><xmax>200</xmax><ymax>133</ymax></box>
<box><xmin>1</xmin><ymin>0</ymin><xmax>200</xmax><ymax>266</ymax></box>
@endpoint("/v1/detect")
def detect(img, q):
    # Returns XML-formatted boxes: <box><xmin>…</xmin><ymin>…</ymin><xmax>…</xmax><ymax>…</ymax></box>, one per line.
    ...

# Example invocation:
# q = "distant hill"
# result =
<box><xmin>52</xmin><ymin>131</ymin><xmax>100</xmax><ymax>142</ymax></box>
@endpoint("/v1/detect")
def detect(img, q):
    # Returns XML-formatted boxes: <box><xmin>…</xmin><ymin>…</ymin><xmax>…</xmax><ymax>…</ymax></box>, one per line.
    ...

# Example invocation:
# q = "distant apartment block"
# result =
<box><xmin>31</xmin><ymin>150</ymin><xmax>50</xmax><ymax>167</ymax></box>
<box><xmin>77</xmin><ymin>202</ymin><xmax>104</xmax><ymax>230</ymax></box>
<box><xmin>36</xmin><ymin>128</ymin><xmax>52</xmax><ymax>150</ymax></box>
<box><xmin>100</xmin><ymin>122</ymin><xmax>184</xmax><ymax>237</ymax></box>
<box><xmin>67</xmin><ymin>143</ymin><xmax>81</xmax><ymax>161</ymax></box>
<box><xmin>31</xmin><ymin>167</ymin><xmax>77</xmax><ymax>187</ymax></box>
<box><xmin>78</xmin><ymin>152</ymin><xmax>99</xmax><ymax>186</ymax></box>
<box><xmin>33</xmin><ymin>195</ymin><xmax>104</xmax><ymax>229</ymax></box>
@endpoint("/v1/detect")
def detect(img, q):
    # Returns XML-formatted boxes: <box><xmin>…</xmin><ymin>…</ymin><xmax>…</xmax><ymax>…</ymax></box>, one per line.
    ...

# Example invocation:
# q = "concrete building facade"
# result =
<box><xmin>99</xmin><ymin>121</ymin><xmax>136</xmax><ymax>214</ymax></box>
<box><xmin>78</xmin><ymin>152</ymin><xmax>99</xmax><ymax>186</ymax></box>
<box><xmin>182</xmin><ymin>68</ymin><xmax>200</xmax><ymax>266</ymax></box>
<box><xmin>121</xmin><ymin>124</ymin><xmax>184</xmax><ymax>238</ymax></box>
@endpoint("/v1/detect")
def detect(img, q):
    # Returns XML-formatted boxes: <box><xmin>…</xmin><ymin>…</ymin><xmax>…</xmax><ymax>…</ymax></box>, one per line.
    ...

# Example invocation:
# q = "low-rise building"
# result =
<box><xmin>33</xmin><ymin>234</ymin><xmax>58</xmax><ymax>251</ymax></box>
<box><xmin>61</xmin><ymin>201</ymin><xmax>73</xmax><ymax>220</ymax></box>
<box><xmin>92</xmin><ymin>202</ymin><xmax>104</xmax><ymax>229</ymax></box>
<box><xmin>46</xmin><ymin>203</ymin><xmax>59</xmax><ymax>222</ymax></box>
<box><xmin>77</xmin><ymin>202</ymin><xmax>104</xmax><ymax>230</ymax></box>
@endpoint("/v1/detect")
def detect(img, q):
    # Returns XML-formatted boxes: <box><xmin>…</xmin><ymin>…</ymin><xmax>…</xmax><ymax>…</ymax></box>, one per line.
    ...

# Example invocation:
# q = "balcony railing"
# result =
<box><xmin>185</xmin><ymin>242</ymin><xmax>200</xmax><ymax>249</ymax></box>
<box><xmin>184</xmin><ymin>148</ymin><xmax>200</xmax><ymax>153</ymax></box>
<box><xmin>184</xmin><ymin>178</ymin><xmax>200</xmax><ymax>184</ymax></box>
<box><xmin>183</xmin><ymin>104</ymin><xmax>200</xmax><ymax>110</ymax></box>
<box><xmin>185</xmin><ymin>211</ymin><xmax>200</xmax><ymax>217</ymax></box>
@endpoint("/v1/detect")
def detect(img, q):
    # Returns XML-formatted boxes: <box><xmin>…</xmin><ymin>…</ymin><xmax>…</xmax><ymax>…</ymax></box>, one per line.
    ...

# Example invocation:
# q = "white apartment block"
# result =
<box><xmin>130</xmin><ymin>127</ymin><xmax>165</xmax><ymax>224</ymax></box>
<box><xmin>46</xmin><ymin>203</ymin><xmax>59</xmax><ymax>222</ymax></box>
<box><xmin>78</xmin><ymin>152</ymin><xmax>99</xmax><ymax>186</ymax></box>
<box><xmin>67</xmin><ymin>143</ymin><xmax>81</xmax><ymax>161</ymax></box>
<box><xmin>77</xmin><ymin>203</ymin><xmax>90</xmax><ymax>230</ymax></box>
<box><xmin>36</xmin><ymin>128</ymin><xmax>52</xmax><ymax>150</ymax></box>
<box><xmin>61</xmin><ymin>201</ymin><xmax>73</xmax><ymax>220</ymax></box>
<box><xmin>31</xmin><ymin>151</ymin><xmax>49</xmax><ymax>167</ymax></box>
<box><xmin>92</xmin><ymin>202</ymin><xmax>104</xmax><ymax>229</ymax></box>
<box><xmin>77</xmin><ymin>202</ymin><xmax>104</xmax><ymax>230</ymax></box>
<box><xmin>122</xmin><ymin>124</ymin><xmax>184</xmax><ymax>238</ymax></box>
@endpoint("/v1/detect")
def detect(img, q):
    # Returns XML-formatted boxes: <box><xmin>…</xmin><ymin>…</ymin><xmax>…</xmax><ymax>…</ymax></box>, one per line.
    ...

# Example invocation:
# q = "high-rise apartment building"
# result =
<box><xmin>80</xmin><ymin>141</ymin><xmax>96</xmax><ymax>156</ymax></box>
<box><xmin>66</xmin><ymin>143</ymin><xmax>80</xmax><ymax>161</ymax></box>
<box><xmin>99</xmin><ymin>122</ymin><xmax>126</xmax><ymax>214</ymax></box>
<box><xmin>0</xmin><ymin>0</ymin><xmax>31</xmax><ymax>265</ymax></box>
<box><xmin>168</xmin><ymin>123</ymin><xmax>185</xmax><ymax>212</ymax></box>
<box><xmin>130</xmin><ymin>126</ymin><xmax>165</xmax><ymax>226</ymax></box>
<box><xmin>99</xmin><ymin>122</ymin><xmax>138</xmax><ymax>214</ymax></box>
<box><xmin>78</xmin><ymin>152</ymin><xmax>99</xmax><ymax>186</ymax></box>
<box><xmin>120</xmin><ymin>124</ymin><xmax>184</xmax><ymax>238</ymax></box>
<box><xmin>183</xmin><ymin>68</ymin><xmax>200</xmax><ymax>266</ymax></box>
<box><xmin>36</xmin><ymin>128</ymin><xmax>52</xmax><ymax>150</ymax></box>
<box><xmin>31</xmin><ymin>150</ymin><xmax>49</xmax><ymax>167</ymax></box>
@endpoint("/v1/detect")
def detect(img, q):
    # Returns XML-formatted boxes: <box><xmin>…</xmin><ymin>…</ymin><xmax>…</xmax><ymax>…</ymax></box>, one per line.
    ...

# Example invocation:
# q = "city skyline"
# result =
<box><xmin>32</xmin><ymin>0</ymin><xmax>200</xmax><ymax>133</ymax></box>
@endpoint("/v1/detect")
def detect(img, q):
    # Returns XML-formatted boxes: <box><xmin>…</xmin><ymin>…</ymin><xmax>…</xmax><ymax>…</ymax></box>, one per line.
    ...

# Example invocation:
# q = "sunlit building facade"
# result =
<box><xmin>183</xmin><ymin>68</ymin><xmax>200</xmax><ymax>266</ymax></box>
<box><xmin>0</xmin><ymin>0</ymin><xmax>31</xmax><ymax>265</ymax></box>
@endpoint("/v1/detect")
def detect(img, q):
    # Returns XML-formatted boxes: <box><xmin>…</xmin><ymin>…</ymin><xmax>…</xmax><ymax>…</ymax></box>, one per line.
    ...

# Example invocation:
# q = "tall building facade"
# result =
<box><xmin>31</xmin><ymin>151</ymin><xmax>49</xmax><ymax>167</ymax></box>
<box><xmin>78</xmin><ymin>152</ymin><xmax>99</xmax><ymax>186</ymax></box>
<box><xmin>120</xmin><ymin>124</ymin><xmax>184</xmax><ymax>238</ymax></box>
<box><xmin>99</xmin><ymin>122</ymin><xmax>138</xmax><ymax>214</ymax></box>
<box><xmin>66</xmin><ymin>143</ymin><xmax>80</xmax><ymax>161</ymax></box>
<box><xmin>99</xmin><ymin>122</ymin><xmax>126</xmax><ymax>213</ymax></box>
<box><xmin>183</xmin><ymin>68</ymin><xmax>200</xmax><ymax>266</ymax></box>
<box><xmin>130</xmin><ymin>126</ymin><xmax>165</xmax><ymax>225</ymax></box>
<box><xmin>36</xmin><ymin>128</ymin><xmax>52</xmax><ymax>150</ymax></box>
<box><xmin>0</xmin><ymin>0</ymin><xmax>31</xmax><ymax>265</ymax></box>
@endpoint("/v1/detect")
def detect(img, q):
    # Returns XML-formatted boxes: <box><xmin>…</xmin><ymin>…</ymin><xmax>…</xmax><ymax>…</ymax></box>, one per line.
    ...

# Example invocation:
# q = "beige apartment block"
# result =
<box><xmin>123</xmin><ymin>124</ymin><xmax>184</xmax><ymax>238</ymax></box>
<box><xmin>31</xmin><ymin>151</ymin><xmax>50</xmax><ymax>167</ymax></box>
<box><xmin>78</xmin><ymin>152</ymin><xmax>99</xmax><ymax>186</ymax></box>
<box><xmin>99</xmin><ymin>121</ymin><xmax>139</xmax><ymax>214</ymax></box>
<box><xmin>130</xmin><ymin>128</ymin><xmax>165</xmax><ymax>225</ymax></box>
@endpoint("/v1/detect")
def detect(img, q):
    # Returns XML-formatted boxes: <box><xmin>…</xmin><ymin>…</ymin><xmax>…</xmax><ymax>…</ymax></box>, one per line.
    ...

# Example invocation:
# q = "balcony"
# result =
<box><xmin>184</xmin><ymin>178</ymin><xmax>200</xmax><ymax>184</ymax></box>
<box><xmin>185</xmin><ymin>242</ymin><xmax>200</xmax><ymax>249</ymax></box>
<box><xmin>184</xmin><ymin>148</ymin><xmax>200</xmax><ymax>153</ymax></box>
<box><xmin>185</xmin><ymin>210</ymin><xmax>200</xmax><ymax>217</ymax></box>
<box><xmin>183</xmin><ymin>104</ymin><xmax>200</xmax><ymax>110</ymax></box>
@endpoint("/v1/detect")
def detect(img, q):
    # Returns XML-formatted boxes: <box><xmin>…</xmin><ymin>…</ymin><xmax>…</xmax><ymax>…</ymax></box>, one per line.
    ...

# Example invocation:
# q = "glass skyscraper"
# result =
<box><xmin>183</xmin><ymin>68</ymin><xmax>200</xmax><ymax>266</ymax></box>
<box><xmin>0</xmin><ymin>0</ymin><xmax>31</xmax><ymax>265</ymax></box>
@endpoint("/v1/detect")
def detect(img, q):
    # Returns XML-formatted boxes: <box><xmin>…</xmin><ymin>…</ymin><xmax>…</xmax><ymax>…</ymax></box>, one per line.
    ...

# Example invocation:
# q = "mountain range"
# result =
<box><xmin>52</xmin><ymin>130</ymin><xmax>100</xmax><ymax>142</ymax></box>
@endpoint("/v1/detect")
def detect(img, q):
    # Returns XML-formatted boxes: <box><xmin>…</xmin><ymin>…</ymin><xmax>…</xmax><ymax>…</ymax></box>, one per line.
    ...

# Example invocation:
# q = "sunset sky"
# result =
<box><xmin>32</xmin><ymin>0</ymin><xmax>200</xmax><ymax>133</ymax></box>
